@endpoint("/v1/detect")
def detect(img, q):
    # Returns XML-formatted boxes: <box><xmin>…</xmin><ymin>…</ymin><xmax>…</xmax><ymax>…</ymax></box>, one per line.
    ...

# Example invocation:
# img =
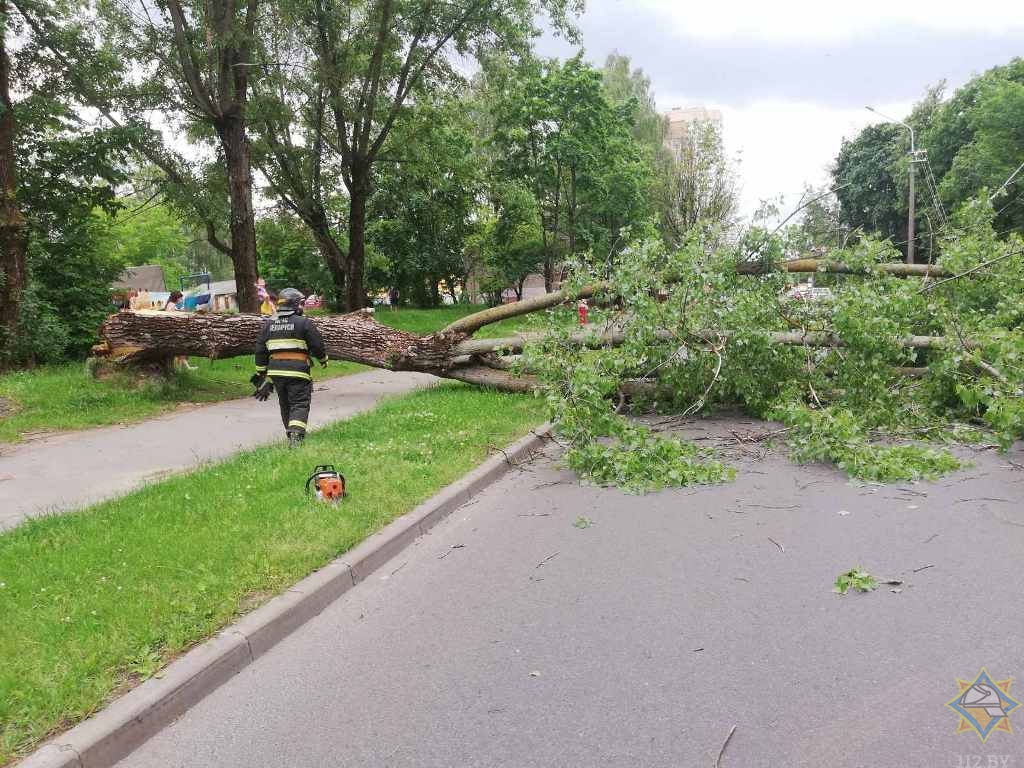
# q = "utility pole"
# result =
<box><xmin>907</xmin><ymin>149</ymin><xmax>915</xmax><ymax>265</ymax></box>
<box><xmin>866</xmin><ymin>106</ymin><xmax>919</xmax><ymax>264</ymax></box>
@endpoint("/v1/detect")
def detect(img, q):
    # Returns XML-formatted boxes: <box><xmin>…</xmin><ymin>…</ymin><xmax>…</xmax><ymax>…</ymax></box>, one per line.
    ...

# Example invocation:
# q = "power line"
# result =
<box><xmin>989</xmin><ymin>159</ymin><xmax>1024</xmax><ymax>203</ymax></box>
<box><xmin>923</xmin><ymin>156</ymin><xmax>948</xmax><ymax>228</ymax></box>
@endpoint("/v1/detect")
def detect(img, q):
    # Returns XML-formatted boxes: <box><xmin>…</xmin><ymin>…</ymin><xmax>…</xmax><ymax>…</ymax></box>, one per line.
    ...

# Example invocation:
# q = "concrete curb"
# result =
<box><xmin>16</xmin><ymin>425</ymin><xmax>553</xmax><ymax>768</ymax></box>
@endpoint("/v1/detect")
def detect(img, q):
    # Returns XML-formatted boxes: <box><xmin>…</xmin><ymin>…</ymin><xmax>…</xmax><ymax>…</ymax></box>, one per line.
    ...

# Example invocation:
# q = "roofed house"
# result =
<box><xmin>113</xmin><ymin>265</ymin><xmax>166</xmax><ymax>293</ymax></box>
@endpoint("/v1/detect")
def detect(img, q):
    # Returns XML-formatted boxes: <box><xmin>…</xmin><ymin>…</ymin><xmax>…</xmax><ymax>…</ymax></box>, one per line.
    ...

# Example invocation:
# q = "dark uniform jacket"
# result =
<box><xmin>255</xmin><ymin>312</ymin><xmax>328</xmax><ymax>381</ymax></box>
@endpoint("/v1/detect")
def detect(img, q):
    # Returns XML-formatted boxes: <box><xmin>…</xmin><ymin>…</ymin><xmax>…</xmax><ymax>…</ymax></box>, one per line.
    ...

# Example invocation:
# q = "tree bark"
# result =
<box><xmin>737</xmin><ymin>258</ymin><xmax>949</xmax><ymax>278</ymax></box>
<box><xmin>568</xmin><ymin>164</ymin><xmax>577</xmax><ymax>258</ymax></box>
<box><xmin>0</xmin><ymin>2</ymin><xmax>27</xmax><ymax>363</ymax></box>
<box><xmin>346</xmin><ymin>176</ymin><xmax>369</xmax><ymax>311</ymax></box>
<box><xmin>217</xmin><ymin>116</ymin><xmax>260</xmax><ymax>312</ymax></box>
<box><xmin>94</xmin><ymin>309</ymin><xmax>536</xmax><ymax>392</ymax></box>
<box><xmin>309</xmin><ymin>219</ymin><xmax>347</xmax><ymax>306</ymax></box>
<box><xmin>545</xmin><ymin>160</ymin><xmax>562</xmax><ymax>293</ymax></box>
<box><xmin>96</xmin><ymin>309</ymin><xmax>458</xmax><ymax>368</ymax></box>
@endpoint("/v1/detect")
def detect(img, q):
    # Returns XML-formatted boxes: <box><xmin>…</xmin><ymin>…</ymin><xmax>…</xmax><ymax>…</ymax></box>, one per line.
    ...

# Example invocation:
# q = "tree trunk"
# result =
<box><xmin>0</xmin><ymin>5</ymin><xmax>27</xmax><ymax>364</ymax></box>
<box><xmin>308</xmin><ymin>220</ymin><xmax>347</xmax><ymax>307</ymax></box>
<box><xmin>217</xmin><ymin>116</ymin><xmax>260</xmax><ymax>313</ymax></box>
<box><xmin>568</xmin><ymin>164</ymin><xmax>577</xmax><ymax>258</ymax></box>
<box><xmin>736</xmin><ymin>258</ymin><xmax>949</xmax><ymax>277</ymax></box>
<box><xmin>346</xmin><ymin>182</ymin><xmax>369</xmax><ymax>311</ymax></box>
<box><xmin>93</xmin><ymin>309</ymin><xmax>531</xmax><ymax>392</ymax></box>
<box><xmin>545</xmin><ymin>162</ymin><xmax>562</xmax><ymax>294</ymax></box>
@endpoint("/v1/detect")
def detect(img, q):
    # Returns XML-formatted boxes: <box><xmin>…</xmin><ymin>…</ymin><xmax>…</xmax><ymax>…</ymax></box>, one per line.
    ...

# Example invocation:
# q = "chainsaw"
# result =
<box><xmin>305</xmin><ymin>464</ymin><xmax>346</xmax><ymax>502</ymax></box>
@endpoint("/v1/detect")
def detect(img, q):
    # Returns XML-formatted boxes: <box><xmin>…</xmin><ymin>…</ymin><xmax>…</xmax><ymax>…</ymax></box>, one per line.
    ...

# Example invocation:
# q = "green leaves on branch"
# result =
<box><xmin>523</xmin><ymin>202</ymin><xmax>1021</xmax><ymax>494</ymax></box>
<box><xmin>771</xmin><ymin>403</ymin><xmax>961</xmax><ymax>483</ymax></box>
<box><xmin>565</xmin><ymin>430</ymin><xmax>733</xmax><ymax>495</ymax></box>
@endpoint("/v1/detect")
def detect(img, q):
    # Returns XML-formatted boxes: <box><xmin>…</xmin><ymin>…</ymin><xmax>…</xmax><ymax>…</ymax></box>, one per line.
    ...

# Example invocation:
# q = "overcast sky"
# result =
<box><xmin>538</xmin><ymin>0</ymin><xmax>1024</xmax><ymax>219</ymax></box>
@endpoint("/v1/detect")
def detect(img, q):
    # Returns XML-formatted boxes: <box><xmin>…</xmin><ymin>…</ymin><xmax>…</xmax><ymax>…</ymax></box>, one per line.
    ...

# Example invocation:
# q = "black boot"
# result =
<box><xmin>287</xmin><ymin>430</ymin><xmax>305</xmax><ymax>448</ymax></box>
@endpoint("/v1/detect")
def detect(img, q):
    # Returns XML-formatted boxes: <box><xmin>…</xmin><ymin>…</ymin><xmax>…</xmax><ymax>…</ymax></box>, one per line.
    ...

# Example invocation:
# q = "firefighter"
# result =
<box><xmin>253</xmin><ymin>288</ymin><xmax>328</xmax><ymax>447</ymax></box>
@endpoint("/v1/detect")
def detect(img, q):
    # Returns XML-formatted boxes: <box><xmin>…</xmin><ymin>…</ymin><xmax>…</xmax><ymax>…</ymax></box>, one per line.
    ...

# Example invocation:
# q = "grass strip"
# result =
<box><xmin>0</xmin><ymin>384</ymin><xmax>544</xmax><ymax>764</ymax></box>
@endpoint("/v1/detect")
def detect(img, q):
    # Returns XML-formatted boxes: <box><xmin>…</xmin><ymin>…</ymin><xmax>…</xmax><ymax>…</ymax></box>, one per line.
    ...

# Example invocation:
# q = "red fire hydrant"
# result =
<box><xmin>577</xmin><ymin>299</ymin><xmax>589</xmax><ymax>326</ymax></box>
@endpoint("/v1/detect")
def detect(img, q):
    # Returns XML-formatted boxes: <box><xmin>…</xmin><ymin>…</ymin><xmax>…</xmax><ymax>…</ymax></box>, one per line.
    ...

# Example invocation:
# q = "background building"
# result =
<box><xmin>665</xmin><ymin>106</ymin><xmax>723</xmax><ymax>160</ymax></box>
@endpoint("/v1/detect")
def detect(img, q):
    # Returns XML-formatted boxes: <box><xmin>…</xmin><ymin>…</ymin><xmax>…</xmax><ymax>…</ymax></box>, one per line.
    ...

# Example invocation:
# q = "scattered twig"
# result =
<box><xmin>438</xmin><ymin>544</ymin><xmax>466</xmax><ymax>560</ymax></box>
<box><xmin>768</xmin><ymin>537</ymin><xmax>785</xmax><ymax>553</ymax></box>
<box><xmin>895</xmin><ymin>487</ymin><xmax>928</xmax><ymax>497</ymax></box>
<box><xmin>747</xmin><ymin>504</ymin><xmax>799</xmax><ymax>510</ymax></box>
<box><xmin>955</xmin><ymin>497</ymin><xmax>1011</xmax><ymax>504</ymax></box>
<box><xmin>913</xmin><ymin>564</ymin><xmax>935</xmax><ymax>573</ymax></box>
<box><xmin>923</xmin><ymin>533</ymin><xmax>939</xmax><ymax>544</ymax></box>
<box><xmin>682</xmin><ymin>339</ymin><xmax>725</xmax><ymax>417</ymax></box>
<box><xmin>975</xmin><ymin>359</ymin><xmax>1009</xmax><ymax>383</ymax></box>
<box><xmin>488</xmin><ymin>444</ymin><xmax>513</xmax><ymax>465</ymax></box>
<box><xmin>488</xmin><ymin>444</ymin><xmax>544</xmax><ymax>468</ymax></box>
<box><xmin>530</xmin><ymin>480</ymin><xmax>565</xmax><ymax>490</ymax></box>
<box><xmin>390</xmin><ymin>562</ymin><xmax>408</xmax><ymax>576</ymax></box>
<box><xmin>692</xmin><ymin>648</ymin><xmax>705</xmax><ymax>653</ymax></box>
<box><xmin>715</xmin><ymin>725</ymin><xmax>738</xmax><ymax>768</ymax></box>
<box><xmin>535</xmin><ymin>552</ymin><xmax>560</xmax><ymax>569</ymax></box>
<box><xmin>797</xmin><ymin>479</ymin><xmax>826</xmax><ymax>490</ymax></box>
<box><xmin>518</xmin><ymin>513</ymin><xmax>552</xmax><ymax>518</ymax></box>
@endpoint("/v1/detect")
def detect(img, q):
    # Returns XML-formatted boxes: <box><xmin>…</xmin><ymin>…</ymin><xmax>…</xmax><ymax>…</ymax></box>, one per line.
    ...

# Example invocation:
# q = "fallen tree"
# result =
<box><xmin>92</xmin><ymin>204</ymin><xmax>1023</xmax><ymax>490</ymax></box>
<box><xmin>93</xmin><ymin>306</ymin><xmax>981</xmax><ymax>397</ymax></box>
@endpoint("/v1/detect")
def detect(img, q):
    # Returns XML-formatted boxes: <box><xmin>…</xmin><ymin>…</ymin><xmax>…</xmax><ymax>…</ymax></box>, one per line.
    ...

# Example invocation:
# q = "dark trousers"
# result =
<box><xmin>272</xmin><ymin>377</ymin><xmax>313</xmax><ymax>435</ymax></box>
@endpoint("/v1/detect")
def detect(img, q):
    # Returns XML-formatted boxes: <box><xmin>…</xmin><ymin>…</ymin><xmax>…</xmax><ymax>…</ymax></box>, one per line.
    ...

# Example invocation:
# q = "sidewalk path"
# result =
<box><xmin>0</xmin><ymin>370</ymin><xmax>433</xmax><ymax>531</ymax></box>
<box><xmin>113</xmin><ymin>420</ymin><xmax>1024</xmax><ymax>768</ymax></box>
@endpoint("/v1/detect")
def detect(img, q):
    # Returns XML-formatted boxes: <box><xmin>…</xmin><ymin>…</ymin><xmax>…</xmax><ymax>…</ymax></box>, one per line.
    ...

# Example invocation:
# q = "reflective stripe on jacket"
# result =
<box><xmin>255</xmin><ymin>312</ymin><xmax>328</xmax><ymax>380</ymax></box>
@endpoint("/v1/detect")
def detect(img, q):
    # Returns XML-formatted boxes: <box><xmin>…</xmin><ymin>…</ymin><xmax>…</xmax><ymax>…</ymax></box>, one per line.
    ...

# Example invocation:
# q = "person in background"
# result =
<box><xmin>164</xmin><ymin>291</ymin><xmax>184</xmax><ymax>311</ymax></box>
<box><xmin>257</xmin><ymin>278</ymin><xmax>276</xmax><ymax>315</ymax></box>
<box><xmin>388</xmin><ymin>286</ymin><xmax>400</xmax><ymax>311</ymax></box>
<box><xmin>162</xmin><ymin>290</ymin><xmax>196</xmax><ymax>369</ymax></box>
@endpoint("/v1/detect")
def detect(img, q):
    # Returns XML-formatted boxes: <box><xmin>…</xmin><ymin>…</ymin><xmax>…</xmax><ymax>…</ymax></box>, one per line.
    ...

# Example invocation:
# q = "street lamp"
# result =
<box><xmin>866</xmin><ymin>106</ymin><xmax>923</xmax><ymax>264</ymax></box>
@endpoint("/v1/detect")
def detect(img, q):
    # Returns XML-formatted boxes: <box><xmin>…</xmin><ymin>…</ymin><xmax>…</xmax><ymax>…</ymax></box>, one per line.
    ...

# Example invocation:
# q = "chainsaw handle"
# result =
<box><xmin>305</xmin><ymin>465</ymin><xmax>340</xmax><ymax>496</ymax></box>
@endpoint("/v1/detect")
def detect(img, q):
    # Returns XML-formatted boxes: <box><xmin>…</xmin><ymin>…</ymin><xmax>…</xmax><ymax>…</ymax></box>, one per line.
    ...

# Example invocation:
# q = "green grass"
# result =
<box><xmin>0</xmin><ymin>384</ymin><xmax>545</xmax><ymax>764</ymax></box>
<box><xmin>377</xmin><ymin>303</ymin><xmax>556</xmax><ymax>338</ymax></box>
<box><xmin>374</xmin><ymin>304</ymin><xmax>483</xmax><ymax>335</ymax></box>
<box><xmin>0</xmin><ymin>359</ymin><xmax>363</xmax><ymax>444</ymax></box>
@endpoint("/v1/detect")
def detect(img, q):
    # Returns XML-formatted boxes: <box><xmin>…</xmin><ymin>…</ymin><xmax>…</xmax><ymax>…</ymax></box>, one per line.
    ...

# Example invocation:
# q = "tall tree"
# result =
<box><xmin>367</xmin><ymin>98</ymin><xmax>481</xmax><ymax>306</ymax></box>
<box><xmin>833</xmin><ymin>123</ymin><xmax>905</xmax><ymax>243</ymax></box>
<box><xmin>661</xmin><ymin>120</ymin><xmax>738</xmax><ymax>246</ymax></box>
<box><xmin>0</xmin><ymin>0</ymin><xmax>27</xmax><ymax>362</ymax></box>
<box><xmin>491</xmin><ymin>55</ymin><xmax>649</xmax><ymax>291</ymax></box>
<box><xmin>834</xmin><ymin>58</ymin><xmax>1024</xmax><ymax>245</ymax></box>
<box><xmin>251</xmin><ymin>19</ymin><xmax>349</xmax><ymax>306</ymax></box>
<box><xmin>600</xmin><ymin>52</ymin><xmax>667</xmax><ymax>158</ymax></box>
<box><xmin>94</xmin><ymin>0</ymin><xmax>263</xmax><ymax>311</ymax></box>
<box><xmin>266</xmin><ymin>0</ymin><xmax>580</xmax><ymax>310</ymax></box>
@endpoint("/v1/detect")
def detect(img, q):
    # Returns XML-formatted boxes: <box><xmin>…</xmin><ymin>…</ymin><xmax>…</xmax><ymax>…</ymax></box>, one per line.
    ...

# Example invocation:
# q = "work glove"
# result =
<box><xmin>251</xmin><ymin>373</ymin><xmax>274</xmax><ymax>402</ymax></box>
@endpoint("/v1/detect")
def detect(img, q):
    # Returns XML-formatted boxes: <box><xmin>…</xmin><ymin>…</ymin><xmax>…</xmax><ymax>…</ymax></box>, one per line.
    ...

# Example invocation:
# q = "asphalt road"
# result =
<box><xmin>0</xmin><ymin>370</ymin><xmax>433</xmax><ymax>531</ymax></box>
<box><xmin>115</xmin><ymin>419</ymin><xmax>1024</xmax><ymax>768</ymax></box>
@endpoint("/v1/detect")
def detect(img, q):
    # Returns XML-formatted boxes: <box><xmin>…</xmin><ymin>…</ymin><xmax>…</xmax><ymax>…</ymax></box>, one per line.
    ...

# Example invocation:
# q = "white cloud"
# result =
<box><xmin>717</xmin><ymin>100</ymin><xmax>912</xmax><ymax>217</ymax></box>
<box><xmin>630</xmin><ymin>0</ymin><xmax>1024</xmax><ymax>40</ymax></box>
<box><xmin>540</xmin><ymin>0</ymin><xmax>1024</xmax><ymax>219</ymax></box>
